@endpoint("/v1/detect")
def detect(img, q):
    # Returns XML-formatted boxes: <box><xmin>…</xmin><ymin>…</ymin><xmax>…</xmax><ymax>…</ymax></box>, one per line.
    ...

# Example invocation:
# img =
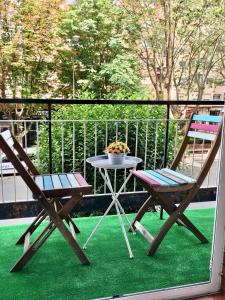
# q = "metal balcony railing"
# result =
<box><xmin>0</xmin><ymin>99</ymin><xmax>224</xmax><ymax>203</ymax></box>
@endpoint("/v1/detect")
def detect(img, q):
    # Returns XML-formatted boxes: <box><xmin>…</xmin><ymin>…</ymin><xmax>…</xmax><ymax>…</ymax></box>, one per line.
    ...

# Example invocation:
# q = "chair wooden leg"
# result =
<box><xmin>148</xmin><ymin>207</ymin><xmax>184</xmax><ymax>256</ymax></box>
<box><xmin>178</xmin><ymin>214</ymin><xmax>208</xmax><ymax>243</ymax></box>
<box><xmin>128</xmin><ymin>195</ymin><xmax>154</xmax><ymax>232</ymax></box>
<box><xmin>52</xmin><ymin>212</ymin><xmax>90</xmax><ymax>266</ymax></box>
<box><xmin>11</xmin><ymin>222</ymin><xmax>56</xmax><ymax>272</ymax></box>
<box><xmin>16</xmin><ymin>209</ymin><xmax>47</xmax><ymax>245</ymax></box>
<box><xmin>55</xmin><ymin>198</ymin><xmax>80</xmax><ymax>233</ymax></box>
<box><xmin>12</xmin><ymin>194</ymin><xmax>90</xmax><ymax>271</ymax></box>
<box><xmin>11</xmin><ymin>211</ymin><xmax>90</xmax><ymax>272</ymax></box>
<box><xmin>53</xmin><ymin>195</ymin><xmax>90</xmax><ymax>265</ymax></box>
<box><xmin>157</xmin><ymin>194</ymin><xmax>208</xmax><ymax>243</ymax></box>
<box><xmin>148</xmin><ymin>189</ymin><xmax>203</xmax><ymax>255</ymax></box>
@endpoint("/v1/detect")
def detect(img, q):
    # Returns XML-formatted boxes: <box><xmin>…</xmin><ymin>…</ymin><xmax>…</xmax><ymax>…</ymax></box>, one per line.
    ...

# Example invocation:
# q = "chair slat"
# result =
<box><xmin>192</xmin><ymin>114</ymin><xmax>221</xmax><ymax>123</ymax></box>
<box><xmin>140</xmin><ymin>171</ymin><xmax>167</xmax><ymax>186</ymax></box>
<box><xmin>35</xmin><ymin>176</ymin><xmax>44</xmax><ymax>190</ymax></box>
<box><xmin>156</xmin><ymin>169</ymin><xmax>187</xmax><ymax>184</ymax></box>
<box><xmin>59</xmin><ymin>174</ymin><xmax>71</xmax><ymax>188</ymax></box>
<box><xmin>74</xmin><ymin>173</ymin><xmax>89</xmax><ymax>186</ymax></box>
<box><xmin>190</xmin><ymin>123</ymin><xmax>219</xmax><ymax>133</ymax></box>
<box><xmin>132</xmin><ymin>170</ymin><xmax>161</xmax><ymax>187</ymax></box>
<box><xmin>187</xmin><ymin>131</ymin><xmax>215</xmax><ymax>141</ymax></box>
<box><xmin>51</xmin><ymin>175</ymin><xmax>62</xmax><ymax>189</ymax></box>
<box><xmin>67</xmin><ymin>173</ymin><xmax>80</xmax><ymax>188</ymax></box>
<box><xmin>147</xmin><ymin>170</ymin><xmax>178</xmax><ymax>186</ymax></box>
<box><xmin>163</xmin><ymin>168</ymin><xmax>196</xmax><ymax>183</ymax></box>
<box><xmin>43</xmin><ymin>175</ymin><xmax>54</xmax><ymax>190</ymax></box>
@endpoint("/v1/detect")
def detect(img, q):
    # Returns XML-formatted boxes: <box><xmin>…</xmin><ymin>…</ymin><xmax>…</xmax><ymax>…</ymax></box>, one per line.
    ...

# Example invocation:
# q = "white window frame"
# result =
<box><xmin>121</xmin><ymin>112</ymin><xmax>225</xmax><ymax>300</ymax></box>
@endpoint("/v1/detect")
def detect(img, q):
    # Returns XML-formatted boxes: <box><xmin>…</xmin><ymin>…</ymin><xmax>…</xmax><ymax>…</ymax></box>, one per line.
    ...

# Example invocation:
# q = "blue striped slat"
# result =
<box><xmin>59</xmin><ymin>174</ymin><xmax>71</xmax><ymax>188</ymax></box>
<box><xmin>192</xmin><ymin>114</ymin><xmax>221</xmax><ymax>123</ymax></box>
<box><xmin>67</xmin><ymin>173</ymin><xmax>80</xmax><ymax>187</ymax></box>
<box><xmin>140</xmin><ymin>171</ymin><xmax>167</xmax><ymax>186</ymax></box>
<box><xmin>163</xmin><ymin>168</ymin><xmax>196</xmax><ymax>183</ymax></box>
<box><xmin>51</xmin><ymin>175</ymin><xmax>62</xmax><ymax>189</ymax></box>
<box><xmin>35</xmin><ymin>176</ymin><xmax>44</xmax><ymax>190</ymax></box>
<box><xmin>43</xmin><ymin>176</ymin><xmax>54</xmax><ymax>190</ymax></box>
<box><xmin>147</xmin><ymin>170</ymin><xmax>178</xmax><ymax>186</ymax></box>
<box><xmin>187</xmin><ymin>131</ymin><xmax>215</xmax><ymax>141</ymax></box>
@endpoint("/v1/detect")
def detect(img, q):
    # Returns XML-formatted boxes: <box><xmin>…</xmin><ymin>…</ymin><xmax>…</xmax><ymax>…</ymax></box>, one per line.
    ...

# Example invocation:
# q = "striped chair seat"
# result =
<box><xmin>34</xmin><ymin>172</ymin><xmax>91</xmax><ymax>197</ymax></box>
<box><xmin>132</xmin><ymin>168</ymin><xmax>196</xmax><ymax>192</ymax></box>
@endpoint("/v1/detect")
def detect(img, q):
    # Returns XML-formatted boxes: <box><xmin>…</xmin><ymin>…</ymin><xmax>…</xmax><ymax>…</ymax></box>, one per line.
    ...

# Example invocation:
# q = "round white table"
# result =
<box><xmin>83</xmin><ymin>155</ymin><xmax>142</xmax><ymax>258</ymax></box>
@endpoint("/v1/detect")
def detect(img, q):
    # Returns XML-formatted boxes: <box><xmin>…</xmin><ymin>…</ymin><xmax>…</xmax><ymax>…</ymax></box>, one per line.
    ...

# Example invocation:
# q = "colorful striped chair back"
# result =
<box><xmin>188</xmin><ymin>114</ymin><xmax>221</xmax><ymax>142</ymax></box>
<box><xmin>171</xmin><ymin>113</ymin><xmax>223</xmax><ymax>186</ymax></box>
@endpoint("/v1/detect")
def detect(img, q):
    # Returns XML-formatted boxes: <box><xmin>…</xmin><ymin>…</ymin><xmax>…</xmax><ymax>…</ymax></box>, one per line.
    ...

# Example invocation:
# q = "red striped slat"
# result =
<box><xmin>131</xmin><ymin>170</ymin><xmax>161</xmax><ymax>187</ymax></box>
<box><xmin>74</xmin><ymin>173</ymin><xmax>89</xmax><ymax>186</ymax></box>
<box><xmin>190</xmin><ymin>123</ymin><xmax>219</xmax><ymax>133</ymax></box>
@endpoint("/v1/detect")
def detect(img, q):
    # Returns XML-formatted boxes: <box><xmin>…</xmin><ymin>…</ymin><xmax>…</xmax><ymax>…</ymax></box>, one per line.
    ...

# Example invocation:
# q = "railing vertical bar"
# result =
<box><xmin>174</xmin><ymin>121</ymin><xmax>179</xmax><ymax>157</ymax></box>
<box><xmin>163</xmin><ymin>104</ymin><xmax>170</xmax><ymax>168</ymax></box>
<box><xmin>72</xmin><ymin>122</ymin><xmax>76</xmax><ymax>172</ymax></box>
<box><xmin>154</xmin><ymin>122</ymin><xmax>159</xmax><ymax>170</ymax></box>
<box><xmin>144</xmin><ymin>121</ymin><xmax>148</xmax><ymax>170</ymax></box>
<box><xmin>104</xmin><ymin>121</ymin><xmax>108</xmax><ymax>194</ymax></box>
<box><xmin>124</xmin><ymin>120</ymin><xmax>129</xmax><ymax>192</ymax></box>
<box><xmin>11</xmin><ymin>122</ymin><xmax>17</xmax><ymax>202</ymax></box>
<box><xmin>206</xmin><ymin>141</ymin><xmax>213</xmax><ymax>187</ymax></box>
<box><xmin>94</xmin><ymin>122</ymin><xmax>98</xmax><ymax>194</ymax></box>
<box><xmin>133</xmin><ymin>121</ymin><xmax>139</xmax><ymax>192</ymax></box>
<box><xmin>61</xmin><ymin>122</ymin><xmax>64</xmax><ymax>173</ymax></box>
<box><xmin>83</xmin><ymin>121</ymin><xmax>87</xmax><ymax>179</ymax></box>
<box><xmin>36</xmin><ymin>121</ymin><xmax>40</xmax><ymax>166</ymax></box>
<box><xmin>114</xmin><ymin>122</ymin><xmax>119</xmax><ymax>192</ymax></box>
<box><xmin>48</xmin><ymin>103</ymin><xmax>53</xmax><ymax>173</ymax></box>
<box><xmin>191</xmin><ymin>138</ymin><xmax>196</xmax><ymax>177</ymax></box>
<box><xmin>200</xmin><ymin>140</ymin><xmax>205</xmax><ymax>169</ymax></box>
<box><xmin>0</xmin><ymin>149</ymin><xmax>4</xmax><ymax>203</ymax></box>
<box><xmin>25</xmin><ymin>121</ymin><xmax>29</xmax><ymax>201</ymax></box>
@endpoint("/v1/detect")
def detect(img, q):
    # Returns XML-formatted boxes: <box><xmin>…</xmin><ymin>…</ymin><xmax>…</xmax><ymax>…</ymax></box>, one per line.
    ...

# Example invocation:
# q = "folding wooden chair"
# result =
<box><xmin>0</xmin><ymin>130</ymin><xmax>92</xmax><ymax>272</ymax></box>
<box><xmin>129</xmin><ymin>114</ymin><xmax>223</xmax><ymax>255</ymax></box>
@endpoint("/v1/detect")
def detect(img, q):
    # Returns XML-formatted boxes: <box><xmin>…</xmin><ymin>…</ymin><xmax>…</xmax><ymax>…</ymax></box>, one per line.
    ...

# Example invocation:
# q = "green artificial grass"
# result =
<box><xmin>0</xmin><ymin>208</ymin><xmax>215</xmax><ymax>300</ymax></box>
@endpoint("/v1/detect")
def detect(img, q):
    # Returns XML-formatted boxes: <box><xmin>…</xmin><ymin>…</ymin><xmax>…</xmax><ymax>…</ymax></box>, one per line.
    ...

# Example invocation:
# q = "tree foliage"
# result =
<box><xmin>121</xmin><ymin>0</ymin><xmax>225</xmax><ymax>100</ymax></box>
<box><xmin>57</xmin><ymin>0</ymin><xmax>142</xmax><ymax>98</ymax></box>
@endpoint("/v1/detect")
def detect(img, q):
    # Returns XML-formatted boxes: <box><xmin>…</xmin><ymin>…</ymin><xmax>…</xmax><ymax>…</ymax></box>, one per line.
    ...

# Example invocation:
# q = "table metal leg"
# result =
<box><xmin>115</xmin><ymin>202</ymin><xmax>134</xmax><ymax>259</ymax></box>
<box><xmin>83</xmin><ymin>199</ymin><xmax>115</xmax><ymax>249</ymax></box>
<box><xmin>115</xmin><ymin>199</ymin><xmax>136</xmax><ymax>234</ymax></box>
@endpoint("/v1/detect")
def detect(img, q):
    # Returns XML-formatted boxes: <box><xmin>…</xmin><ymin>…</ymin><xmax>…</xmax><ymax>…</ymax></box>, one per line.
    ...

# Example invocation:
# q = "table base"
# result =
<box><xmin>83</xmin><ymin>168</ymin><xmax>136</xmax><ymax>258</ymax></box>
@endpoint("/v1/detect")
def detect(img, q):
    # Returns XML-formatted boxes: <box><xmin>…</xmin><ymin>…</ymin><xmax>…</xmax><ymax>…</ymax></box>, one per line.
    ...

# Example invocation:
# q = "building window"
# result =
<box><xmin>213</xmin><ymin>94</ymin><xmax>221</xmax><ymax>100</ymax></box>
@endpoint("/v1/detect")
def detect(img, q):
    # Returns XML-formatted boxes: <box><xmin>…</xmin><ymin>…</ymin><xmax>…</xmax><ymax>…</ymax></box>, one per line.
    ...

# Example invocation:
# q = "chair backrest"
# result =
<box><xmin>171</xmin><ymin>113</ymin><xmax>223</xmax><ymax>186</ymax></box>
<box><xmin>0</xmin><ymin>130</ymin><xmax>43</xmax><ymax>198</ymax></box>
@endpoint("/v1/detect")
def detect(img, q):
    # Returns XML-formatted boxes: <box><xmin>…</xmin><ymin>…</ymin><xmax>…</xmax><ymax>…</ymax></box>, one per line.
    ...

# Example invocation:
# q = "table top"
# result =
<box><xmin>86</xmin><ymin>155</ymin><xmax>142</xmax><ymax>169</ymax></box>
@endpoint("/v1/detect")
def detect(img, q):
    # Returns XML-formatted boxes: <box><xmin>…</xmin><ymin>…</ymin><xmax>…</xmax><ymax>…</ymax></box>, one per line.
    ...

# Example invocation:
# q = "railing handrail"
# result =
<box><xmin>0</xmin><ymin>98</ymin><xmax>224</xmax><ymax>105</ymax></box>
<box><xmin>0</xmin><ymin>118</ymin><xmax>189</xmax><ymax>122</ymax></box>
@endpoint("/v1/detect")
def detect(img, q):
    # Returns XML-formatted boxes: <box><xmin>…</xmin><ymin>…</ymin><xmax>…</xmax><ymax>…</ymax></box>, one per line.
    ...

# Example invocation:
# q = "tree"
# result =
<box><xmin>57</xmin><ymin>0</ymin><xmax>142</xmax><ymax>98</ymax></box>
<box><xmin>0</xmin><ymin>0</ymin><xmax>63</xmax><ymax>139</ymax></box>
<box><xmin>121</xmin><ymin>0</ymin><xmax>225</xmax><ymax>100</ymax></box>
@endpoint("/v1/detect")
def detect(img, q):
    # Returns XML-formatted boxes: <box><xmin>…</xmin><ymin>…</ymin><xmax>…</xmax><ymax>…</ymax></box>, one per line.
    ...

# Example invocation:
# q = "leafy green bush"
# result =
<box><xmin>38</xmin><ymin>103</ymin><xmax>180</xmax><ymax>193</ymax></box>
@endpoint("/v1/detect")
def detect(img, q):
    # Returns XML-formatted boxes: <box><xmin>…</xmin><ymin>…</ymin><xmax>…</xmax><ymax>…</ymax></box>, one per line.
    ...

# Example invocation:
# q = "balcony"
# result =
<box><xmin>0</xmin><ymin>99</ymin><xmax>224</xmax><ymax>300</ymax></box>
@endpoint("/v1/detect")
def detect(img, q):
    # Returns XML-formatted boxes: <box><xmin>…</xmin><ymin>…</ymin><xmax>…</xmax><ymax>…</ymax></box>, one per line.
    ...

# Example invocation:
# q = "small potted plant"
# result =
<box><xmin>105</xmin><ymin>141</ymin><xmax>130</xmax><ymax>164</ymax></box>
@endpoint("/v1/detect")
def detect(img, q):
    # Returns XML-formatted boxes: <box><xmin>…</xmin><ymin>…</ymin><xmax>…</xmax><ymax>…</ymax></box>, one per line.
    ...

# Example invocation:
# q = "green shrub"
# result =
<box><xmin>38</xmin><ymin>103</ymin><xmax>180</xmax><ymax>193</ymax></box>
